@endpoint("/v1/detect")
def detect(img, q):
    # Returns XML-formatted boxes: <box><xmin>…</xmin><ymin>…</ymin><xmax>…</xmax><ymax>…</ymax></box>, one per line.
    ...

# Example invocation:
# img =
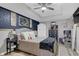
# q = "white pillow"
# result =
<box><xmin>21</xmin><ymin>31</ymin><xmax>35</xmax><ymax>40</ymax></box>
<box><xmin>29</xmin><ymin>31</ymin><xmax>35</xmax><ymax>39</ymax></box>
<box><xmin>21</xmin><ymin>32</ymin><xmax>29</xmax><ymax>40</ymax></box>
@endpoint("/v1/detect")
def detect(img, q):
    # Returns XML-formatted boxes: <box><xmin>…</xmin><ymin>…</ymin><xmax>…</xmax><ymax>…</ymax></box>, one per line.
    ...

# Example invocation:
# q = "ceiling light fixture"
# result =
<box><xmin>41</xmin><ymin>7</ymin><xmax>46</xmax><ymax>10</ymax></box>
<box><xmin>34</xmin><ymin>3</ymin><xmax>54</xmax><ymax>13</ymax></box>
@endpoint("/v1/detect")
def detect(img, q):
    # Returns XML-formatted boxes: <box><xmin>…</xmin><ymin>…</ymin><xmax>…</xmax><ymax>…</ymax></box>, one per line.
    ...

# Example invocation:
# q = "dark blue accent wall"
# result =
<box><xmin>0</xmin><ymin>7</ymin><xmax>11</xmax><ymax>29</ymax></box>
<box><xmin>32</xmin><ymin>20</ymin><xmax>39</xmax><ymax>30</ymax></box>
<box><xmin>0</xmin><ymin>7</ymin><xmax>39</xmax><ymax>30</ymax></box>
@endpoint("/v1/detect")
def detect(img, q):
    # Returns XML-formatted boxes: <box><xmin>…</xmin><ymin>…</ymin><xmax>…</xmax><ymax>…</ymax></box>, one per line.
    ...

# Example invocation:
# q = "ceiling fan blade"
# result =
<box><xmin>38</xmin><ymin>3</ymin><xmax>46</xmax><ymax>7</ymax></box>
<box><xmin>46</xmin><ymin>3</ymin><xmax>52</xmax><ymax>6</ymax></box>
<box><xmin>38</xmin><ymin>3</ymin><xmax>42</xmax><ymax>5</ymax></box>
<box><xmin>34</xmin><ymin>7</ymin><xmax>41</xmax><ymax>9</ymax></box>
<box><xmin>46</xmin><ymin>7</ymin><xmax>54</xmax><ymax>10</ymax></box>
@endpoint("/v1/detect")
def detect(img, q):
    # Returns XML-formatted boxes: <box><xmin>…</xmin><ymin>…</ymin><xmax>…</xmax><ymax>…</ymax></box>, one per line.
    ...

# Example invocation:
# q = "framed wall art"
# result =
<box><xmin>18</xmin><ymin>15</ymin><xmax>30</xmax><ymax>28</ymax></box>
<box><xmin>11</xmin><ymin>12</ymin><xmax>16</xmax><ymax>26</ymax></box>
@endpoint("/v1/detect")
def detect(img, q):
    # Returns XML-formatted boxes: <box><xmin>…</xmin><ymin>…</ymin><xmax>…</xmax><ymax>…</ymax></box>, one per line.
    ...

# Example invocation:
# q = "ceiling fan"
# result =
<box><xmin>34</xmin><ymin>3</ymin><xmax>54</xmax><ymax>13</ymax></box>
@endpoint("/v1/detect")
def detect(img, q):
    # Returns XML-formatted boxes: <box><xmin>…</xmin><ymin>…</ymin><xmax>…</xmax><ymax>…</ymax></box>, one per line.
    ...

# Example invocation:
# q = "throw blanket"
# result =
<box><xmin>40</xmin><ymin>37</ymin><xmax>55</xmax><ymax>52</ymax></box>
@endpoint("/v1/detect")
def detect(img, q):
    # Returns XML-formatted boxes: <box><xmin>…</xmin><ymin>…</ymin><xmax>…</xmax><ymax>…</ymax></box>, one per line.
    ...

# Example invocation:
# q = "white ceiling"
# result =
<box><xmin>25</xmin><ymin>3</ymin><xmax>62</xmax><ymax>17</ymax></box>
<box><xmin>25</xmin><ymin>3</ymin><xmax>79</xmax><ymax>22</ymax></box>
<box><xmin>0</xmin><ymin>3</ymin><xmax>79</xmax><ymax>22</ymax></box>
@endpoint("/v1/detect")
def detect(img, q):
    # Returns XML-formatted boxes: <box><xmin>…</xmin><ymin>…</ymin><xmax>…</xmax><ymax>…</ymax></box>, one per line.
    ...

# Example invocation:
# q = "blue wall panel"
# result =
<box><xmin>0</xmin><ymin>7</ymin><xmax>11</xmax><ymax>29</ymax></box>
<box><xmin>0</xmin><ymin>7</ymin><xmax>39</xmax><ymax>30</ymax></box>
<box><xmin>32</xmin><ymin>20</ymin><xmax>39</xmax><ymax>30</ymax></box>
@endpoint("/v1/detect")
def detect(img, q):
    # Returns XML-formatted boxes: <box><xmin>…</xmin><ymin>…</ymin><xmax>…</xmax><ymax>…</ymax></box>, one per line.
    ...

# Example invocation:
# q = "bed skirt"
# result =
<box><xmin>18</xmin><ymin>40</ymin><xmax>54</xmax><ymax>56</ymax></box>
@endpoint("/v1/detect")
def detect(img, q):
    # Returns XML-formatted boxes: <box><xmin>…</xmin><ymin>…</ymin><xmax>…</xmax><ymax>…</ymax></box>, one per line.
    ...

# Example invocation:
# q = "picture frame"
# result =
<box><xmin>18</xmin><ymin>15</ymin><xmax>30</xmax><ymax>27</ymax></box>
<box><xmin>11</xmin><ymin>12</ymin><xmax>16</xmax><ymax>26</ymax></box>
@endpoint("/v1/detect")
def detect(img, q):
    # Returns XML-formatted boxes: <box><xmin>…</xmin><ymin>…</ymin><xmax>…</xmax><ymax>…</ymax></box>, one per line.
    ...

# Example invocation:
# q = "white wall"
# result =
<box><xmin>38</xmin><ymin>23</ymin><xmax>47</xmax><ymax>38</ymax></box>
<box><xmin>41</xmin><ymin>22</ymin><xmax>51</xmax><ymax>38</ymax></box>
<box><xmin>0</xmin><ymin>29</ymin><xmax>11</xmax><ymax>54</ymax></box>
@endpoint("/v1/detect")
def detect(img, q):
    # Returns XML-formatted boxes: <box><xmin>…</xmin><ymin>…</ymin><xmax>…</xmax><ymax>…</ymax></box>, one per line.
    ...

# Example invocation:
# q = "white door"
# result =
<box><xmin>76</xmin><ymin>27</ymin><xmax>79</xmax><ymax>53</ymax></box>
<box><xmin>72</xmin><ymin>24</ymin><xmax>77</xmax><ymax>50</ymax></box>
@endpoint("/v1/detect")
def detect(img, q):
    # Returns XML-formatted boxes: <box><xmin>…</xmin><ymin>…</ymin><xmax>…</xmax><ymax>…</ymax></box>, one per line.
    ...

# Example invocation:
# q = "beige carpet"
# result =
<box><xmin>5</xmin><ymin>50</ymin><xmax>54</xmax><ymax>56</ymax></box>
<box><xmin>5</xmin><ymin>43</ymin><xmax>78</xmax><ymax>56</ymax></box>
<box><xmin>5</xmin><ymin>50</ymin><xmax>34</xmax><ymax>56</ymax></box>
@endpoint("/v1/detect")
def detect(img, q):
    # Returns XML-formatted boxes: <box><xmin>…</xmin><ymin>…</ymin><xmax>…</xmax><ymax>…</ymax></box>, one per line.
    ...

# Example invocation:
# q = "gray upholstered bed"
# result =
<box><xmin>18</xmin><ymin>37</ymin><xmax>55</xmax><ymax>56</ymax></box>
<box><xmin>17</xmin><ymin>31</ymin><xmax>57</xmax><ymax>56</ymax></box>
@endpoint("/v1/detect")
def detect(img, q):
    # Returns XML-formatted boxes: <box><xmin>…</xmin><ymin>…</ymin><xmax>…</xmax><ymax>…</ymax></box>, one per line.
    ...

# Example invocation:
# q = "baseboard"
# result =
<box><xmin>0</xmin><ymin>51</ymin><xmax>7</xmax><ymax>56</ymax></box>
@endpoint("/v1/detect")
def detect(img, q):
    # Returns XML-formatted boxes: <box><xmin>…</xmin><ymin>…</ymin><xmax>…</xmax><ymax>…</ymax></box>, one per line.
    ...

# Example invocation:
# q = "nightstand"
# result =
<box><xmin>6</xmin><ymin>35</ymin><xmax>18</xmax><ymax>54</ymax></box>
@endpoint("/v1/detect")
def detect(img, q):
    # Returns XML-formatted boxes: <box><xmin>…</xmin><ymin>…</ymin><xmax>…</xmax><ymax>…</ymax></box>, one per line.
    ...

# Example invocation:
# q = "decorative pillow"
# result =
<box><xmin>20</xmin><ymin>31</ymin><xmax>35</xmax><ymax>40</ymax></box>
<box><xmin>28</xmin><ymin>34</ymin><xmax>32</xmax><ymax>40</ymax></box>
<box><xmin>20</xmin><ymin>34</ymin><xmax>25</xmax><ymax>40</ymax></box>
<box><xmin>21</xmin><ymin>32</ymin><xmax>29</xmax><ymax>40</ymax></box>
<box><xmin>29</xmin><ymin>31</ymin><xmax>35</xmax><ymax>40</ymax></box>
<box><xmin>25</xmin><ymin>32</ymin><xmax>29</xmax><ymax>40</ymax></box>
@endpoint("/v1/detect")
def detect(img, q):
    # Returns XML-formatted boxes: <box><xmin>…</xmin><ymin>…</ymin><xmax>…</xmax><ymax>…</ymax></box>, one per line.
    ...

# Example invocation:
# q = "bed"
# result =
<box><xmin>18</xmin><ymin>32</ymin><xmax>56</xmax><ymax>56</ymax></box>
